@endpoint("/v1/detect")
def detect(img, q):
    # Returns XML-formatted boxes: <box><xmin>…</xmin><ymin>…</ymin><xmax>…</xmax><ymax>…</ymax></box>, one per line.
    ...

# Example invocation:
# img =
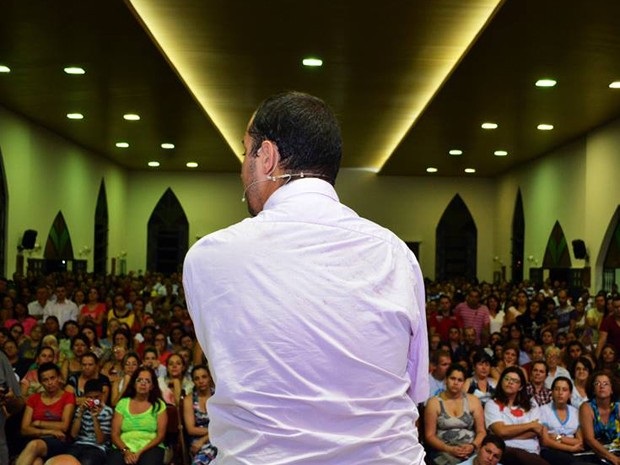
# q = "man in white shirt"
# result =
<box><xmin>27</xmin><ymin>285</ymin><xmax>53</xmax><ymax>320</ymax></box>
<box><xmin>44</xmin><ymin>285</ymin><xmax>78</xmax><ymax>328</ymax></box>
<box><xmin>184</xmin><ymin>91</ymin><xmax>428</xmax><ymax>465</ymax></box>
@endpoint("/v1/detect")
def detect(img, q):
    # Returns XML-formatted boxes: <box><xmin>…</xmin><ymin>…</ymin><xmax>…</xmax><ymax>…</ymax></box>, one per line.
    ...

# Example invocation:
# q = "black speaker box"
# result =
<box><xmin>21</xmin><ymin>229</ymin><xmax>37</xmax><ymax>249</ymax></box>
<box><xmin>572</xmin><ymin>239</ymin><xmax>587</xmax><ymax>259</ymax></box>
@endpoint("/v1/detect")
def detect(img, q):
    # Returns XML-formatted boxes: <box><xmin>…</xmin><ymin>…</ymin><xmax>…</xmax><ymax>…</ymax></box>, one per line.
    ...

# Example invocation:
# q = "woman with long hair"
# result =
<box><xmin>21</xmin><ymin>346</ymin><xmax>56</xmax><ymax>397</ymax></box>
<box><xmin>569</xmin><ymin>356</ymin><xmax>593</xmax><ymax>409</ymax></box>
<box><xmin>484</xmin><ymin>366</ymin><xmax>550</xmax><ymax>465</ymax></box>
<box><xmin>78</xmin><ymin>287</ymin><xmax>107</xmax><ymax>338</ymax></box>
<box><xmin>60</xmin><ymin>335</ymin><xmax>89</xmax><ymax>382</ymax></box>
<box><xmin>110</xmin><ymin>352</ymin><xmax>141</xmax><ymax>406</ymax></box>
<box><xmin>183</xmin><ymin>365</ymin><xmax>218</xmax><ymax>465</ymax></box>
<box><xmin>80</xmin><ymin>322</ymin><xmax>104</xmax><ymax>359</ymax></box>
<box><xmin>109</xmin><ymin>366</ymin><xmax>167</xmax><ymax>465</ymax></box>
<box><xmin>158</xmin><ymin>352</ymin><xmax>193</xmax><ymax>406</ymax></box>
<box><xmin>596</xmin><ymin>344</ymin><xmax>619</xmax><ymax>374</ymax></box>
<box><xmin>491</xmin><ymin>342</ymin><xmax>528</xmax><ymax>382</ymax></box>
<box><xmin>425</xmin><ymin>364</ymin><xmax>486</xmax><ymax>465</ymax></box>
<box><xmin>516</xmin><ymin>300</ymin><xmax>546</xmax><ymax>341</ymax></box>
<box><xmin>579</xmin><ymin>370</ymin><xmax>620</xmax><ymax>465</ymax></box>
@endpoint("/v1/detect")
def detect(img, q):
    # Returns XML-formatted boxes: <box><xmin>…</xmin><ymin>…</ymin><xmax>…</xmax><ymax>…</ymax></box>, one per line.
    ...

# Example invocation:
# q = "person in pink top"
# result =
<box><xmin>78</xmin><ymin>287</ymin><xmax>107</xmax><ymax>338</ymax></box>
<box><xmin>454</xmin><ymin>289</ymin><xmax>491</xmax><ymax>347</ymax></box>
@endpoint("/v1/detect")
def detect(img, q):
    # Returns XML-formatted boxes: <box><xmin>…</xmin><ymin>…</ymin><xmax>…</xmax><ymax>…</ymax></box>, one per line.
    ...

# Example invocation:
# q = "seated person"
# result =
<box><xmin>66</xmin><ymin>379</ymin><xmax>113</xmax><ymax>465</ymax></box>
<box><xmin>109</xmin><ymin>367</ymin><xmax>167</xmax><ymax>465</ymax></box>
<box><xmin>183</xmin><ymin>365</ymin><xmax>217</xmax><ymax>465</ymax></box>
<box><xmin>16</xmin><ymin>362</ymin><xmax>75</xmax><ymax>465</ymax></box>
<box><xmin>424</xmin><ymin>364</ymin><xmax>486</xmax><ymax>465</ymax></box>
<box><xmin>484</xmin><ymin>367</ymin><xmax>550</xmax><ymax>465</ymax></box>
<box><xmin>539</xmin><ymin>377</ymin><xmax>586</xmax><ymax>465</ymax></box>
<box><xmin>457</xmin><ymin>434</ymin><xmax>506</xmax><ymax>465</ymax></box>
<box><xmin>579</xmin><ymin>370</ymin><xmax>620</xmax><ymax>465</ymax></box>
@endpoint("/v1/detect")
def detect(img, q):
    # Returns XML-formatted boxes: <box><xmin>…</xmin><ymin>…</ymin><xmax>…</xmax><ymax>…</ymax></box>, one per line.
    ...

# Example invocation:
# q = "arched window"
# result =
<box><xmin>0</xmin><ymin>148</ymin><xmax>7</xmax><ymax>276</ymax></box>
<box><xmin>511</xmin><ymin>189</ymin><xmax>525</xmax><ymax>283</ymax></box>
<box><xmin>147</xmin><ymin>188</ymin><xmax>189</xmax><ymax>274</ymax></box>
<box><xmin>93</xmin><ymin>179</ymin><xmax>109</xmax><ymax>276</ymax></box>
<box><xmin>436</xmin><ymin>194</ymin><xmax>477</xmax><ymax>281</ymax></box>
<box><xmin>602</xmin><ymin>206</ymin><xmax>620</xmax><ymax>292</ymax></box>
<box><xmin>542</xmin><ymin>220</ymin><xmax>571</xmax><ymax>285</ymax></box>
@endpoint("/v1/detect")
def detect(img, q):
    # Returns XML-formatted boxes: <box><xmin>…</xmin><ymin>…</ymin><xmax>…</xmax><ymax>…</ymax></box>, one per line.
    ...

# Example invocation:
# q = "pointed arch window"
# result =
<box><xmin>147</xmin><ymin>188</ymin><xmax>189</xmax><ymax>274</ymax></box>
<box><xmin>435</xmin><ymin>194</ymin><xmax>477</xmax><ymax>281</ymax></box>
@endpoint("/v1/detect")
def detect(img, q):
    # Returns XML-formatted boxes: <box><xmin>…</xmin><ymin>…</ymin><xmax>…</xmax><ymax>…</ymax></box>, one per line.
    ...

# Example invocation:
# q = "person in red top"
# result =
<box><xmin>16</xmin><ymin>362</ymin><xmax>76</xmax><ymax>465</ymax></box>
<box><xmin>429</xmin><ymin>295</ymin><xmax>459</xmax><ymax>342</ymax></box>
<box><xmin>595</xmin><ymin>295</ymin><xmax>620</xmax><ymax>359</ymax></box>
<box><xmin>78</xmin><ymin>287</ymin><xmax>107</xmax><ymax>338</ymax></box>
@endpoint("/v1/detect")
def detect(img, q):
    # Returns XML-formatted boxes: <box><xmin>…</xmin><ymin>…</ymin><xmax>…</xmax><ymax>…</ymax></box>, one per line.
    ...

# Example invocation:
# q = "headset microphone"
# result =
<box><xmin>241</xmin><ymin>172</ymin><xmax>331</xmax><ymax>202</ymax></box>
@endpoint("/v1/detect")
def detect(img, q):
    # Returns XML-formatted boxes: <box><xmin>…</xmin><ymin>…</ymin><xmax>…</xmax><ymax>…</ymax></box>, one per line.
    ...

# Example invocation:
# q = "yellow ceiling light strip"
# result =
<box><xmin>375</xmin><ymin>0</ymin><xmax>504</xmax><ymax>172</ymax></box>
<box><xmin>127</xmin><ymin>0</ymin><xmax>243</xmax><ymax>161</ymax></box>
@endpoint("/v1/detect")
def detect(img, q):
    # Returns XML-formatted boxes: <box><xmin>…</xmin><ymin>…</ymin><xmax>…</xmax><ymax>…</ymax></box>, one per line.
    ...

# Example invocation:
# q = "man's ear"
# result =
<box><xmin>257</xmin><ymin>140</ymin><xmax>280</xmax><ymax>177</ymax></box>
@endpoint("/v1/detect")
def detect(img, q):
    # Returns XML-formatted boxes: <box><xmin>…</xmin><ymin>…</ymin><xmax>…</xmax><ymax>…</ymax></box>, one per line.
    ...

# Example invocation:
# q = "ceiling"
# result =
<box><xmin>1</xmin><ymin>0</ymin><xmax>620</xmax><ymax>177</ymax></box>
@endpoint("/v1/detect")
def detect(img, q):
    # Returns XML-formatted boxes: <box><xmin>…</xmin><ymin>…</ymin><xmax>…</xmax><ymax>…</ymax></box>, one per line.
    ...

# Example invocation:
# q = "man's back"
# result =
<box><xmin>184</xmin><ymin>179</ymin><xmax>428</xmax><ymax>464</ymax></box>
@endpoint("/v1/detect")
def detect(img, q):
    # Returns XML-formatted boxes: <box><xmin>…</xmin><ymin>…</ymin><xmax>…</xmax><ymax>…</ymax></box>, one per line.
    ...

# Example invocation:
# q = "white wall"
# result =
<box><xmin>3</xmin><ymin>102</ymin><xmax>619</xmax><ymax>288</ymax></box>
<box><xmin>123</xmin><ymin>168</ymin><xmax>498</xmax><ymax>280</ymax></box>
<box><xmin>0</xmin><ymin>105</ymin><xmax>128</xmax><ymax>275</ymax></box>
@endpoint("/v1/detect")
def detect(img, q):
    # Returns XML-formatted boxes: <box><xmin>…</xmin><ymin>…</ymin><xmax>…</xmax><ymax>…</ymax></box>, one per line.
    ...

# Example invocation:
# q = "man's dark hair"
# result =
<box><xmin>480</xmin><ymin>433</ymin><xmax>506</xmax><ymax>452</ymax></box>
<box><xmin>37</xmin><ymin>361</ymin><xmax>61</xmax><ymax>379</ymax></box>
<box><xmin>84</xmin><ymin>378</ymin><xmax>104</xmax><ymax>393</ymax></box>
<box><xmin>248</xmin><ymin>91</ymin><xmax>342</xmax><ymax>184</ymax></box>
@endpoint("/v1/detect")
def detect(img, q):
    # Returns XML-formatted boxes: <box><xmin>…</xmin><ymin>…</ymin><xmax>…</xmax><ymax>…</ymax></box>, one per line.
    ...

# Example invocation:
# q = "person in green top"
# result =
<box><xmin>109</xmin><ymin>366</ymin><xmax>167</xmax><ymax>465</ymax></box>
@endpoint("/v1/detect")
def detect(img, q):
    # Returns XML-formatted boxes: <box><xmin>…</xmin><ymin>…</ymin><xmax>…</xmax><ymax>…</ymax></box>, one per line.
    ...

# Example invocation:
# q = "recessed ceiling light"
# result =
<box><xmin>481</xmin><ymin>122</ymin><xmax>498</xmax><ymax>129</ymax></box>
<box><xmin>0</xmin><ymin>65</ymin><xmax>10</xmax><ymax>73</ymax></box>
<box><xmin>494</xmin><ymin>150</ymin><xmax>508</xmax><ymax>156</ymax></box>
<box><xmin>123</xmin><ymin>114</ymin><xmax>140</xmax><ymax>121</ymax></box>
<box><xmin>464</xmin><ymin>168</ymin><xmax>476</xmax><ymax>174</ymax></box>
<box><xmin>66</xmin><ymin>113</ymin><xmax>84</xmax><ymax>120</ymax></box>
<box><xmin>535</xmin><ymin>79</ymin><xmax>557</xmax><ymax>87</ymax></box>
<box><xmin>64</xmin><ymin>66</ymin><xmax>85</xmax><ymax>75</ymax></box>
<box><xmin>609</xmin><ymin>81</ymin><xmax>620</xmax><ymax>89</ymax></box>
<box><xmin>426</xmin><ymin>167</ymin><xmax>438</xmax><ymax>173</ymax></box>
<box><xmin>115</xmin><ymin>142</ymin><xmax>129</xmax><ymax>148</ymax></box>
<box><xmin>186</xmin><ymin>162</ymin><xmax>198</xmax><ymax>168</ymax></box>
<box><xmin>302</xmin><ymin>57</ymin><xmax>323</xmax><ymax>67</ymax></box>
<box><xmin>449</xmin><ymin>149</ymin><xmax>463</xmax><ymax>156</ymax></box>
<box><xmin>148</xmin><ymin>161</ymin><xmax>160</xmax><ymax>167</ymax></box>
<box><xmin>537</xmin><ymin>124</ymin><xmax>554</xmax><ymax>130</ymax></box>
<box><xmin>161</xmin><ymin>143</ymin><xmax>175</xmax><ymax>149</ymax></box>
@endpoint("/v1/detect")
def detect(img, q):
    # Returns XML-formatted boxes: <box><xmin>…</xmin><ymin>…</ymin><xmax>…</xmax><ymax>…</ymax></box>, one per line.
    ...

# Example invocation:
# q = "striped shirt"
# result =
<box><xmin>454</xmin><ymin>303</ymin><xmax>490</xmax><ymax>345</ymax></box>
<box><xmin>74</xmin><ymin>405</ymin><xmax>114</xmax><ymax>451</ymax></box>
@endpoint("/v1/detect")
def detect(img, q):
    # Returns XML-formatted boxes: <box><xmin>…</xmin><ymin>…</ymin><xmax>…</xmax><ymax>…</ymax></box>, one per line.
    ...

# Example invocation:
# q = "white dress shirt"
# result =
<box><xmin>44</xmin><ymin>299</ymin><xmax>78</xmax><ymax>328</ymax></box>
<box><xmin>184</xmin><ymin>178</ymin><xmax>428</xmax><ymax>465</ymax></box>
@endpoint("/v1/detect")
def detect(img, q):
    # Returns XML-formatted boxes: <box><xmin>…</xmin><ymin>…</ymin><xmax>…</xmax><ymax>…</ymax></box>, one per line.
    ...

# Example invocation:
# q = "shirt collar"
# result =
<box><xmin>263</xmin><ymin>177</ymin><xmax>339</xmax><ymax>210</ymax></box>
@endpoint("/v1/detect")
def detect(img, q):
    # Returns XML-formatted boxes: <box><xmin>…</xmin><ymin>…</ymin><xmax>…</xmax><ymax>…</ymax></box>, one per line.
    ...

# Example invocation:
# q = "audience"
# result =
<box><xmin>0</xmin><ymin>270</ymin><xmax>619</xmax><ymax>465</ymax></box>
